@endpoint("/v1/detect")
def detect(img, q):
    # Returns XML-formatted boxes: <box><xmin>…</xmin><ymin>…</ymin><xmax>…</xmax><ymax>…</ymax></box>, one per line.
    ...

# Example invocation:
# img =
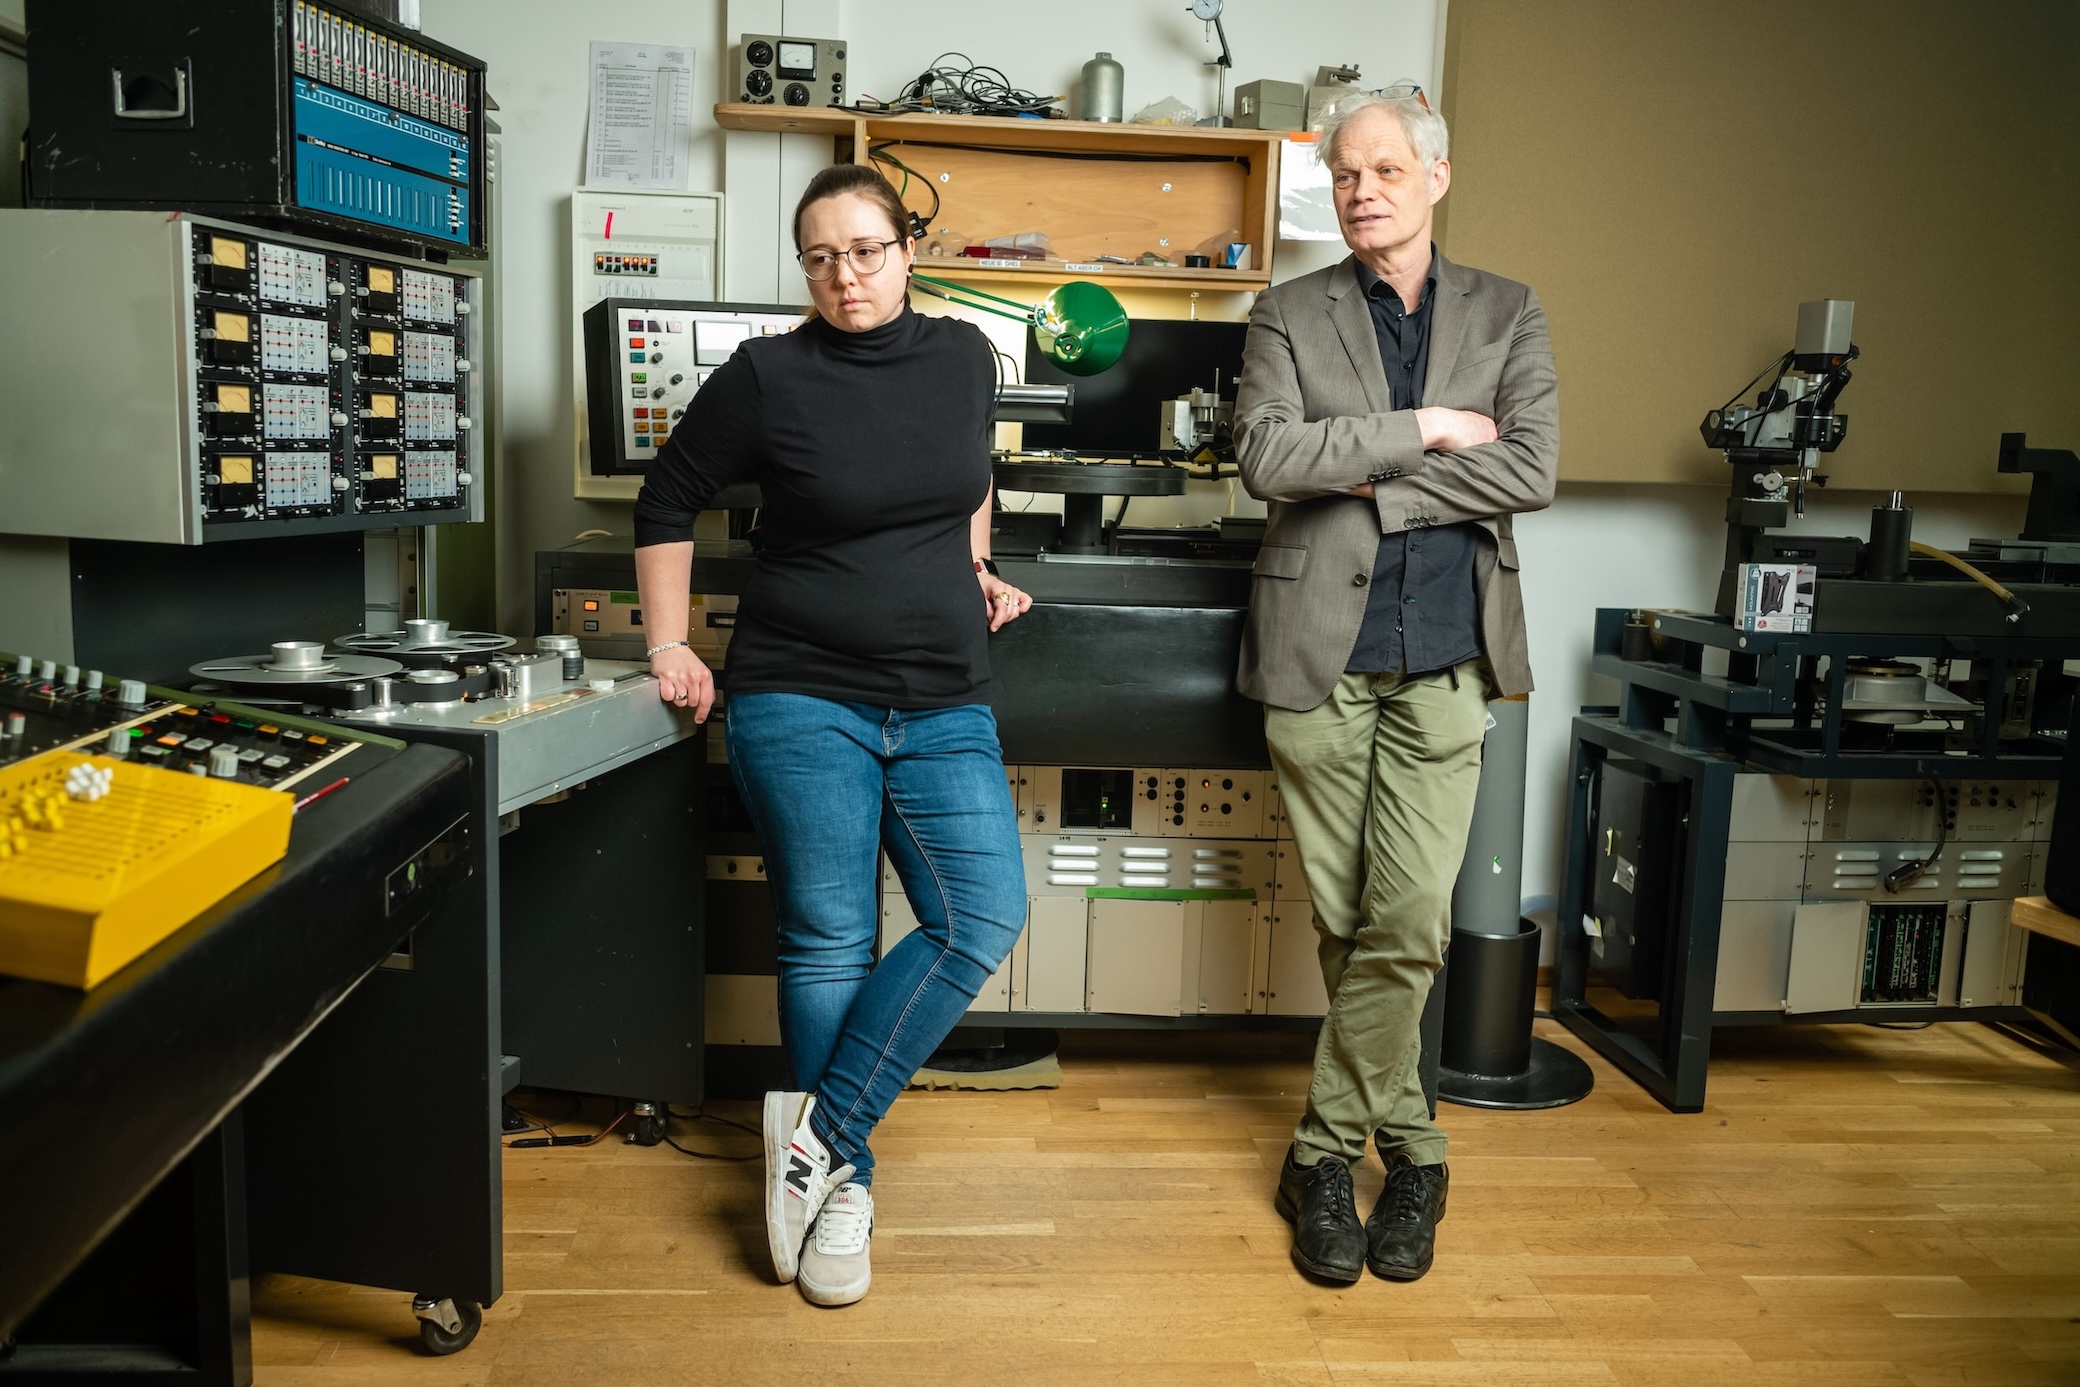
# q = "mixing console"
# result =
<box><xmin>1</xmin><ymin>652</ymin><xmax>390</xmax><ymax>792</ymax></box>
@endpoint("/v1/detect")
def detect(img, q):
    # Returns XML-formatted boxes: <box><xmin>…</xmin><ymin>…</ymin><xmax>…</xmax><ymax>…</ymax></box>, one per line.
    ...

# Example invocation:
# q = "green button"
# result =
<box><xmin>631</xmin><ymin>372</ymin><xmax>648</xmax><ymax>383</ymax></box>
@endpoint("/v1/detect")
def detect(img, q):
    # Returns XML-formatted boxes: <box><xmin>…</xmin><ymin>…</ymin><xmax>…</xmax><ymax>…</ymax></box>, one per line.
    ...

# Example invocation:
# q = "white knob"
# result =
<box><xmin>85</xmin><ymin>670</ymin><xmax>103</xmax><ymax>691</ymax></box>
<box><xmin>330</xmin><ymin>345</ymin><xmax>348</xmax><ymax>361</ymax></box>
<box><xmin>38</xmin><ymin>659</ymin><xmax>56</xmax><ymax>681</ymax></box>
<box><xmin>456</xmin><ymin>416</ymin><xmax>472</xmax><ymax>430</ymax></box>
<box><xmin>455</xmin><ymin>471</ymin><xmax>473</xmax><ymax>486</ymax></box>
<box><xmin>328</xmin><ymin>280</ymin><xmax>347</xmax><ymax>296</ymax></box>
<box><xmin>105</xmin><ymin>728</ymin><xmax>130</xmax><ymax>757</ymax></box>
<box><xmin>62</xmin><ymin>665</ymin><xmax>80</xmax><ymax>688</ymax></box>
<box><xmin>200</xmin><ymin>327</ymin><xmax>219</xmax><ymax>340</ymax></box>
<box><xmin>331</xmin><ymin>412</ymin><xmax>349</xmax><ymax>427</ymax></box>
<box><xmin>455</xmin><ymin>301</ymin><xmax>472</xmax><ymax>314</ymax></box>
<box><xmin>455</xmin><ymin>359</ymin><xmax>472</xmax><ymax>372</ymax></box>
<box><xmin>13</xmin><ymin>654</ymin><xmax>31</xmax><ymax>677</ymax></box>
<box><xmin>331</xmin><ymin>475</ymin><xmax>350</xmax><ymax>492</ymax></box>
<box><xmin>117</xmin><ymin>679</ymin><xmax>148</xmax><ymax>705</ymax></box>
<box><xmin>189</xmin><ymin>762</ymin><xmax>209</xmax><ymax>776</ymax></box>
<box><xmin>209</xmin><ymin>745</ymin><xmax>240</xmax><ymax>778</ymax></box>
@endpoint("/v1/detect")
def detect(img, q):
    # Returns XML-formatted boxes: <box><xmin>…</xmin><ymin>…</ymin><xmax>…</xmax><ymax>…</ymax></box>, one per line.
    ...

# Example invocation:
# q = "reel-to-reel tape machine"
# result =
<box><xmin>183</xmin><ymin>618</ymin><xmax>698</xmax><ymax>813</ymax></box>
<box><xmin>190</xmin><ymin>620</ymin><xmax>538</xmax><ymax>713</ymax></box>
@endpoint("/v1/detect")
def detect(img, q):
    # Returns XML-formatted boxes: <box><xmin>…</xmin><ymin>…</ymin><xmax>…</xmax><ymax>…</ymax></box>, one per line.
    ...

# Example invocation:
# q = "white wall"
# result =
<box><xmin>413</xmin><ymin>0</ymin><xmax>2028</xmax><ymax>921</ymax></box>
<box><xmin>420</xmin><ymin>0</ymin><xmax>730</xmax><ymax>632</ymax></box>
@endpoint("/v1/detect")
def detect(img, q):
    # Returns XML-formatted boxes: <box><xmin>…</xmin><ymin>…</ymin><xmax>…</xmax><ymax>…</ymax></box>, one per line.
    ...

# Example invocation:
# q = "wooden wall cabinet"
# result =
<box><xmin>714</xmin><ymin>104</ymin><xmax>1283</xmax><ymax>292</ymax></box>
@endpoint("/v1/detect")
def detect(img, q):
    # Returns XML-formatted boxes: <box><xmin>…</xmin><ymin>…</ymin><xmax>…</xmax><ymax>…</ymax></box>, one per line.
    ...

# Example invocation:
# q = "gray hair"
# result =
<box><xmin>1317</xmin><ymin>84</ymin><xmax>1450</xmax><ymax>173</ymax></box>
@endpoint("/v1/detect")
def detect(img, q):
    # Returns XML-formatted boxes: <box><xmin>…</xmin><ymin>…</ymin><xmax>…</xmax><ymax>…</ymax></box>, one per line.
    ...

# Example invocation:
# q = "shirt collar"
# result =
<box><xmin>1354</xmin><ymin>246</ymin><xmax>1438</xmax><ymax>311</ymax></box>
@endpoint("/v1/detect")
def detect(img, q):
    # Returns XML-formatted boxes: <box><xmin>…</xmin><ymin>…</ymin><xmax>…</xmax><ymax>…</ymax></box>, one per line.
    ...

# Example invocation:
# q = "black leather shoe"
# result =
<box><xmin>1367</xmin><ymin>1153</ymin><xmax>1448</xmax><ymax>1280</ymax></box>
<box><xmin>1274</xmin><ymin>1146</ymin><xmax>1365</xmax><ymax>1283</ymax></box>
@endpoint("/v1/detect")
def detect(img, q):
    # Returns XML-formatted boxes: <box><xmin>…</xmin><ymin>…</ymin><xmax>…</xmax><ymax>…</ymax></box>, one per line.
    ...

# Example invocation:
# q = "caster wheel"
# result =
<box><xmin>629</xmin><ymin>1101</ymin><xmax>666</xmax><ymax>1147</ymax></box>
<box><xmin>413</xmin><ymin>1297</ymin><xmax>482</xmax><ymax>1355</ymax></box>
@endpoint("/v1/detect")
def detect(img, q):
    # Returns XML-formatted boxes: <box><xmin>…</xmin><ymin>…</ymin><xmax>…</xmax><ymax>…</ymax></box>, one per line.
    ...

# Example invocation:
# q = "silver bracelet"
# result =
<box><xmin>645</xmin><ymin>640</ymin><xmax>690</xmax><ymax>658</ymax></box>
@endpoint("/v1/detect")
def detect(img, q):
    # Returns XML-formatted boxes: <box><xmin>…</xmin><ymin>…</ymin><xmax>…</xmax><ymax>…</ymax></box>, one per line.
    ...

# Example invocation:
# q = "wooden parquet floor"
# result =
<box><xmin>251</xmin><ymin>1017</ymin><xmax>2080</xmax><ymax>1386</ymax></box>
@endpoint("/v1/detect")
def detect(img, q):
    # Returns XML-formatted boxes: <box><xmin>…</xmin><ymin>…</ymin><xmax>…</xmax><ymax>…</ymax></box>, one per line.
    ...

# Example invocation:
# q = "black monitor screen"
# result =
<box><xmin>1021</xmin><ymin>319</ymin><xmax>1248</xmax><ymax>456</ymax></box>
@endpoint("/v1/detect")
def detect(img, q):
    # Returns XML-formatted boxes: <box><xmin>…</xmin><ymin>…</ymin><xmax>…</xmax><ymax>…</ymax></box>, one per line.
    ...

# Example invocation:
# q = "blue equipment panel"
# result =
<box><xmin>292</xmin><ymin>79</ymin><xmax>471</xmax><ymax>247</ymax></box>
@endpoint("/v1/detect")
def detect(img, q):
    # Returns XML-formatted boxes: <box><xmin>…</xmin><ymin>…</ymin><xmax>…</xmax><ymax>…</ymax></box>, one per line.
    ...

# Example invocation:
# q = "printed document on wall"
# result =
<box><xmin>1278</xmin><ymin>134</ymin><xmax>1341</xmax><ymax>241</ymax></box>
<box><xmin>585</xmin><ymin>41</ymin><xmax>694</xmax><ymax>190</ymax></box>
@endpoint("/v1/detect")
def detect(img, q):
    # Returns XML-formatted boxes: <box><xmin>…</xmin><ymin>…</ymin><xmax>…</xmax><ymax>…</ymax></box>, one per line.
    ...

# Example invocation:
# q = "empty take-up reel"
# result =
<box><xmin>333</xmin><ymin>619</ymin><xmax>515</xmax><ymax>668</ymax></box>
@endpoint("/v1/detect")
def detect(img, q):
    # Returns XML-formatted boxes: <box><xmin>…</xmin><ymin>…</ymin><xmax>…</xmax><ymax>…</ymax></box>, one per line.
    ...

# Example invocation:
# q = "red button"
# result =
<box><xmin>629</xmin><ymin>337</ymin><xmax>645</xmax><ymax>348</ymax></box>
<box><xmin>211</xmin><ymin>713</ymin><xmax>232</xmax><ymax>724</ymax></box>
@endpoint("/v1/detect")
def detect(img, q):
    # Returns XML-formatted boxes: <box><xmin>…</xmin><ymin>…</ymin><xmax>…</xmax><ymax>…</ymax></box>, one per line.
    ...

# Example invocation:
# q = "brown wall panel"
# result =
<box><xmin>1438</xmin><ymin>0</ymin><xmax>2080</xmax><ymax>491</ymax></box>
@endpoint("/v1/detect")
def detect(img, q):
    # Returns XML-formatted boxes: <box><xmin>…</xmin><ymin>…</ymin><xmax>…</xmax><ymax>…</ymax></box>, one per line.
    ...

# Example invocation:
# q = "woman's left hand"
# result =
<box><xmin>980</xmin><ymin>574</ymin><xmax>1031</xmax><ymax>632</ymax></box>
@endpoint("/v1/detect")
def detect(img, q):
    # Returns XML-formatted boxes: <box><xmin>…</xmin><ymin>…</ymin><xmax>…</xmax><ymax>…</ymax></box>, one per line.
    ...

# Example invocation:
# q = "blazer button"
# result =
<box><xmin>1353</xmin><ymin>573</ymin><xmax>1369</xmax><ymax>587</ymax></box>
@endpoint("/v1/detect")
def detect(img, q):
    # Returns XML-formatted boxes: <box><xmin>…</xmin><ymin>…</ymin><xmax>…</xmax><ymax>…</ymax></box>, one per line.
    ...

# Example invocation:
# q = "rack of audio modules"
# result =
<box><xmin>0</xmin><ymin>211</ymin><xmax>484</xmax><ymax>544</ymax></box>
<box><xmin>192</xmin><ymin>219</ymin><xmax>478</xmax><ymax>530</ymax></box>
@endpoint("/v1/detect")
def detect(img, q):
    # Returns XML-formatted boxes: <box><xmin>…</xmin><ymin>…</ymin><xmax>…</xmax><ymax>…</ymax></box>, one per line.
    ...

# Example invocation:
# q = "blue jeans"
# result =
<box><xmin>725</xmin><ymin>693</ymin><xmax>1026</xmax><ymax>1185</ymax></box>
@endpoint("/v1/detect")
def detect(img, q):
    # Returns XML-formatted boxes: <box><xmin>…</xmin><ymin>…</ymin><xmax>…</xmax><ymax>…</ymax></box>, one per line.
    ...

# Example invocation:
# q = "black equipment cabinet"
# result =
<box><xmin>335</xmin><ymin>715</ymin><xmax>710</xmax><ymax>1110</ymax></box>
<box><xmin>24</xmin><ymin>0</ymin><xmax>489</xmax><ymax>256</ymax></box>
<box><xmin>1555</xmin><ymin>608</ymin><xmax>2074</xmax><ymax>1112</ymax></box>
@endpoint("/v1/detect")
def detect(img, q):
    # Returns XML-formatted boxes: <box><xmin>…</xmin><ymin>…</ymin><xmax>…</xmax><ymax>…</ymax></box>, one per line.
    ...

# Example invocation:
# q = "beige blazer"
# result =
<box><xmin>1233</xmin><ymin>252</ymin><xmax>1559</xmax><ymax>710</ymax></box>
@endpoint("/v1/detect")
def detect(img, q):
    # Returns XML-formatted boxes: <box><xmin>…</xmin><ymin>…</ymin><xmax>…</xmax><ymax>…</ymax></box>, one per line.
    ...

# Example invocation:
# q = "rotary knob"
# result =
<box><xmin>331</xmin><ymin>475</ymin><xmax>350</xmax><ymax>492</ymax></box>
<box><xmin>330</xmin><ymin>345</ymin><xmax>348</xmax><ymax>361</ymax></box>
<box><xmin>331</xmin><ymin>411</ymin><xmax>350</xmax><ymax>427</ymax></box>
<box><xmin>327</xmin><ymin>280</ymin><xmax>347</xmax><ymax>296</ymax></box>
<box><xmin>456</xmin><ymin>416</ymin><xmax>472</xmax><ymax>430</ymax></box>
<box><xmin>456</xmin><ymin>359</ymin><xmax>472</xmax><ymax>372</ymax></box>
<box><xmin>37</xmin><ymin>659</ymin><xmax>56</xmax><ymax>681</ymax></box>
<box><xmin>117</xmin><ymin>679</ymin><xmax>148</xmax><ymax>706</ymax></box>
<box><xmin>209</xmin><ymin>745</ymin><xmax>241</xmax><ymax>778</ymax></box>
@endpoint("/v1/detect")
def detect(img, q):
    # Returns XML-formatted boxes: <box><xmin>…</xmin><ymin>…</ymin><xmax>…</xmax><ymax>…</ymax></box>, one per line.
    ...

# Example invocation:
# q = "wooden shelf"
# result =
<box><xmin>2013</xmin><ymin>896</ymin><xmax>2080</xmax><ymax>950</ymax></box>
<box><xmin>715</xmin><ymin>104</ymin><xmax>1284</xmax><ymax>289</ymax></box>
<box><xmin>912</xmin><ymin>256</ymin><xmax>1267</xmax><ymax>291</ymax></box>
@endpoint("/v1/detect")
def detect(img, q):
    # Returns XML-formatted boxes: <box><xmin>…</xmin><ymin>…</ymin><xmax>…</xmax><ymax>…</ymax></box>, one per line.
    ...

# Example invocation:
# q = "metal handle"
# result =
<box><xmin>110</xmin><ymin>64</ymin><xmax>189</xmax><ymax>120</ymax></box>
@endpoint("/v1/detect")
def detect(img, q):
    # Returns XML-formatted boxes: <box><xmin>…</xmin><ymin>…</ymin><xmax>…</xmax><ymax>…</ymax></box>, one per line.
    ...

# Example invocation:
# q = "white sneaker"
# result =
<box><xmin>762</xmin><ymin>1091</ymin><xmax>852</xmax><ymax>1284</ymax></box>
<box><xmin>797</xmin><ymin>1181</ymin><xmax>873</xmax><ymax>1307</ymax></box>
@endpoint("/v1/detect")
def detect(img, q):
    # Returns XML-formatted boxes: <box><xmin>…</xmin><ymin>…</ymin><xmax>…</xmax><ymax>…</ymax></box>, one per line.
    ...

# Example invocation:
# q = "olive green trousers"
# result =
<box><xmin>1264</xmin><ymin>660</ymin><xmax>1489</xmax><ymax>1168</ymax></box>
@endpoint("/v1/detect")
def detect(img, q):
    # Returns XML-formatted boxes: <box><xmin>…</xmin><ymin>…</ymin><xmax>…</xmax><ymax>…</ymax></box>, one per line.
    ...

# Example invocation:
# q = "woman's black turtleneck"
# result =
<box><xmin>633</xmin><ymin>305</ymin><xmax>997</xmax><ymax>709</ymax></box>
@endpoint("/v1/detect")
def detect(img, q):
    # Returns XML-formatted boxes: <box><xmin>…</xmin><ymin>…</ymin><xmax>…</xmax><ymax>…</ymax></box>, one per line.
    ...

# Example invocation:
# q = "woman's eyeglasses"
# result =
<box><xmin>797</xmin><ymin>239</ymin><xmax>903</xmax><ymax>281</ymax></box>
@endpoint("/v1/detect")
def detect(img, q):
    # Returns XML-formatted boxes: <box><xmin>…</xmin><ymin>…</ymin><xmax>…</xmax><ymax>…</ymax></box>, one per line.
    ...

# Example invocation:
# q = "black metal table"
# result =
<box><xmin>0</xmin><ymin>742</ymin><xmax>488</xmax><ymax>1382</ymax></box>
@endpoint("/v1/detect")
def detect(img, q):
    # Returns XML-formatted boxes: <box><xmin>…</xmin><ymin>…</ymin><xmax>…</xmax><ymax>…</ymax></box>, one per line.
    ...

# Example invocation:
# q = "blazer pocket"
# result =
<box><xmin>1254</xmin><ymin>543</ymin><xmax>1308</xmax><ymax>579</ymax></box>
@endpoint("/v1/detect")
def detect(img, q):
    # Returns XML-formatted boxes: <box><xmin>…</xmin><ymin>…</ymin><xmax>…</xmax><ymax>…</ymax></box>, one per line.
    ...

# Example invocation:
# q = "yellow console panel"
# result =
<box><xmin>0</xmin><ymin>751</ymin><xmax>294</xmax><ymax>989</ymax></box>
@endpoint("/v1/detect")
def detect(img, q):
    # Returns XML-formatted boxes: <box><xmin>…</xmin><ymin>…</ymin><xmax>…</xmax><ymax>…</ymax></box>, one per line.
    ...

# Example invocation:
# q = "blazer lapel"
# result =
<box><xmin>1423</xmin><ymin>252</ymin><xmax>1476</xmax><ymax>400</ymax></box>
<box><xmin>1326</xmin><ymin>258</ymin><xmax>1392</xmax><ymax>413</ymax></box>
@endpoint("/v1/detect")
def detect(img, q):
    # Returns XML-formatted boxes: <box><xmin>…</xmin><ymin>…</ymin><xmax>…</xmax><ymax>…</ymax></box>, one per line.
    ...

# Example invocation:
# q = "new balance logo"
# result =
<box><xmin>785</xmin><ymin>1153</ymin><xmax>814</xmax><ymax>1199</ymax></box>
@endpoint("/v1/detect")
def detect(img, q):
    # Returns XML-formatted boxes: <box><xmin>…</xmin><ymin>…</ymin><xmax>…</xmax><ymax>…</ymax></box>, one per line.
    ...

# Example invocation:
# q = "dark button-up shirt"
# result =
<box><xmin>1345</xmin><ymin>253</ymin><xmax>1485</xmax><ymax>676</ymax></box>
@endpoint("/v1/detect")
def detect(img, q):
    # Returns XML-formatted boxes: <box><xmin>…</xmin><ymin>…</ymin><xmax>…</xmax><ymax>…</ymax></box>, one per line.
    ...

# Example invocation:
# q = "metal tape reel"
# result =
<box><xmin>190</xmin><ymin>641</ymin><xmax>403</xmax><ymax>686</ymax></box>
<box><xmin>334</xmin><ymin>619</ymin><xmax>515</xmax><ymax>663</ymax></box>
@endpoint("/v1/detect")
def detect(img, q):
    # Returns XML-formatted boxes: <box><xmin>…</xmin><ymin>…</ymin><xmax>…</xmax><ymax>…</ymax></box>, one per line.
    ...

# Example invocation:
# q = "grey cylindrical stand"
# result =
<box><xmin>1439</xmin><ymin>917</ymin><xmax>1592</xmax><ymax>1109</ymax></box>
<box><xmin>1439</xmin><ymin>696</ymin><xmax>1592</xmax><ymax>1110</ymax></box>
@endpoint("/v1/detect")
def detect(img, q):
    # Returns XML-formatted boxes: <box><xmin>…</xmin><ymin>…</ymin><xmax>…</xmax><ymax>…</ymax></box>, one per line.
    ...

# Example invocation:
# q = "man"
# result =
<box><xmin>1233</xmin><ymin>86</ymin><xmax>1558</xmax><ymax>1284</ymax></box>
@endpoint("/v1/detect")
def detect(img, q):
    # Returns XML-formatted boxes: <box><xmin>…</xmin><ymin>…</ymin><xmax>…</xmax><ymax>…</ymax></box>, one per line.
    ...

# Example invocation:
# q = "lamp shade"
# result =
<box><xmin>1033</xmin><ymin>282</ymin><xmax>1130</xmax><ymax>378</ymax></box>
<box><xmin>909</xmin><ymin>274</ymin><xmax>1131</xmax><ymax>378</ymax></box>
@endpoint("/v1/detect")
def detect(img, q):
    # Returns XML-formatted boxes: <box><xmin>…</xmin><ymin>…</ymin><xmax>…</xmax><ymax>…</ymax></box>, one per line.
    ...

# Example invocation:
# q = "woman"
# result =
<box><xmin>632</xmin><ymin>163</ymin><xmax>1031</xmax><ymax>1309</ymax></box>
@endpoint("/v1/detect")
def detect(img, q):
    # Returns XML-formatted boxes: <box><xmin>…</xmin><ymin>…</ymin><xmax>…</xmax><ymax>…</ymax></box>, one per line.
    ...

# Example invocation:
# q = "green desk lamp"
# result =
<box><xmin>910</xmin><ymin>275</ymin><xmax>1130</xmax><ymax>377</ymax></box>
